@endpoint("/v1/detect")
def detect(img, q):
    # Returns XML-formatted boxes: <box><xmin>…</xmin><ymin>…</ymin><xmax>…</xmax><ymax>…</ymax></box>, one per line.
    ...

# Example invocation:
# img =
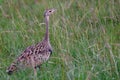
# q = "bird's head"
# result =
<box><xmin>44</xmin><ymin>8</ymin><xmax>56</xmax><ymax>17</ymax></box>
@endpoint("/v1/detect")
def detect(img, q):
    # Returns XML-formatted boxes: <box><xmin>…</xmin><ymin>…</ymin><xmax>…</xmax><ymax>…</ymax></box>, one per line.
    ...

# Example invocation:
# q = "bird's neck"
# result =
<box><xmin>44</xmin><ymin>16</ymin><xmax>50</xmax><ymax>42</ymax></box>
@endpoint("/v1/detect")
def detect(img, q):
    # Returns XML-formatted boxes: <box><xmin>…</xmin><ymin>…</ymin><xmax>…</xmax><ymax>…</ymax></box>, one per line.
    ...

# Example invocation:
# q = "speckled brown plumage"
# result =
<box><xmin>6</xmin><ymin>9</ymin><xmax>56</xmax><ymax>75</ymax></box>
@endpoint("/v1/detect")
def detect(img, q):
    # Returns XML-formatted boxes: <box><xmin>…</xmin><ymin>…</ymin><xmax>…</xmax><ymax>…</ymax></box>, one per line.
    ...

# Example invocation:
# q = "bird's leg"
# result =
<box><xmin>31</xmin><ymin>57</ymin><xmax>37</xmax><ymax>77</ymax></box>
<box><xmin>32</xmin><ymin>66</ymin><xmax>37</xmax><ymax>80</ymax></box>
<box><xmin>34</xmin><ymin>67</ymin><xmax>37</xmax><ymax>77</ymax></box>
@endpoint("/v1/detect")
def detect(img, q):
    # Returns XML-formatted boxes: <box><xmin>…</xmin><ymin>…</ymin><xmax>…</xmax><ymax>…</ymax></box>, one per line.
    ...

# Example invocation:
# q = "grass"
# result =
<box><xmin>0</xmin><ymin>0</ymin><xmax>120</xmax><ymax>80</ymax></box>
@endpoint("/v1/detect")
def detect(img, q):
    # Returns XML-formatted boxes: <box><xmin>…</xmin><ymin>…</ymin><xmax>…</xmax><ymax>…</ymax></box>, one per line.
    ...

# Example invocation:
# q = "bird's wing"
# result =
<box><xmin>35</xmin><ymin>41</ymin><xmax>52</xmax><ymax>55</ymax></box>
<box><xmin>16</xmin><ymin>45</ymin><xmax>35</xmax><ymax>63</ymax></box>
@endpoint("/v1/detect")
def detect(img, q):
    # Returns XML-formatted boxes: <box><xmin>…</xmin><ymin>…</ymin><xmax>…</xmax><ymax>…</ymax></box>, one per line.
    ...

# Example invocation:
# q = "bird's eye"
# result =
<box><xmin>49</xmin><ymin>10</ymin><xmax>52</xmax><ymax>12</ymax></box>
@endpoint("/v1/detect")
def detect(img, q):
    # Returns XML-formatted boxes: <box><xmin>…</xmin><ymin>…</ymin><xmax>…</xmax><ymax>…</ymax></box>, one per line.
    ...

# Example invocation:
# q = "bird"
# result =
<box><xmin>6</xmin><ymin>8</ymin><xmax>56</xmax><ymax>75</ymax></box>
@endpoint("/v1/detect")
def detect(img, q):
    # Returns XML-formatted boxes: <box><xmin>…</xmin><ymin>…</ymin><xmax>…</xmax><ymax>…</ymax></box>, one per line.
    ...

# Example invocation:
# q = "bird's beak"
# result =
<box><xmin>53</xmin><ymin>9</ymin><xmax>57</xmax><ymax>12</ymax></box>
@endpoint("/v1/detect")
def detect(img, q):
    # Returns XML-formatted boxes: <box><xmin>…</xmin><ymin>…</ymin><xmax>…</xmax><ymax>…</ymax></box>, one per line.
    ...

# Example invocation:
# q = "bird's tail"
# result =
<box><xmin>6</xmin><ymin>61</ymin><xmax>18</xmax><ymax>75</ymax></box>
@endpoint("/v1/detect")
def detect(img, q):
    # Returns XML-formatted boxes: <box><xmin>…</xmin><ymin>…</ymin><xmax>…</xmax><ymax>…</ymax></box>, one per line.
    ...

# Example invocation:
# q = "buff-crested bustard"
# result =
<box><xmin>6</xmin><ymin>8</ymin><xmax>56</xmax><ymax>75</ymax></box>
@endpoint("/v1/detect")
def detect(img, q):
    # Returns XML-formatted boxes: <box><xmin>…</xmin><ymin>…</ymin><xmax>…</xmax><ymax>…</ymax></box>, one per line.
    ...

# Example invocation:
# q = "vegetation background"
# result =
<box><xmin>0</xmin><ymin>0</ymin><xmax>120</xmax><ymax>80</ymax></box>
